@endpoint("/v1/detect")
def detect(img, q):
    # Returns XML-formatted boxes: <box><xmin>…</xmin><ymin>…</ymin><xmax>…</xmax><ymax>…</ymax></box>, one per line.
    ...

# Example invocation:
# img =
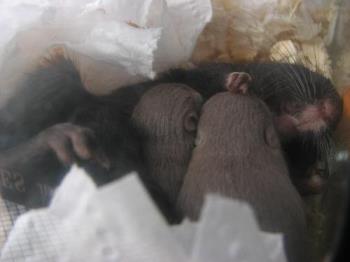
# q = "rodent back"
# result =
<box><xmin>195</xmin><ymin>92</ymin><xmax>281</xmax><ymax>155</ymax></box>
<box><xmin>178</xmin><ymin>91</ymin><xmax>308</xmax><ymax>261</ymax></box>
<box><xmin>131</xmin><ymin>84</ymin><xmax>203</xmax><ymax>214</ymax></box>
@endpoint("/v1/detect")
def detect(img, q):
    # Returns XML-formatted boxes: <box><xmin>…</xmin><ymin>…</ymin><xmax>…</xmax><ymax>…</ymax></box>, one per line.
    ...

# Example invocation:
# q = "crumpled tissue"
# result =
<box><xmin>0</xmin><ymin>0</ymin><xmax>212</xmax><ymax>96</ymax></box>
<box><xmin>1</xmin><ymin>166</ymin><xmax>287</xmax><ymax>262</ymax></box>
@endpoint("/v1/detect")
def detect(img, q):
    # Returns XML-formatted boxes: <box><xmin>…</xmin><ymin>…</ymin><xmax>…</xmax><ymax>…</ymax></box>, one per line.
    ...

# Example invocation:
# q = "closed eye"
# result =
<box><xmin>283</xmin><ymin>102</ymin><xmax>304</xmax><ymax>115</ymax></box>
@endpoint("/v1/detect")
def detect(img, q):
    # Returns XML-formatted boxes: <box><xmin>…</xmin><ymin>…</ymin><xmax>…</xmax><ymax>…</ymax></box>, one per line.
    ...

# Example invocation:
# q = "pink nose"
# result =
<box><xmin>320</xmin><ymin>99</ymin><xmax>335</xmax><ymax>121</ymax></box>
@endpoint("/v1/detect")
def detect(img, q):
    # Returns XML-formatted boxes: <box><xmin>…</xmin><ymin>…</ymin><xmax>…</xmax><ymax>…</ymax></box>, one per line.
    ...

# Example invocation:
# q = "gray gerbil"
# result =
<box><xmin>132</xmin><ymin>84</ymin><xmax>203</xmax><ymax>220</ymax></box>
<box><xmin>177</xmin><ymin>92</ymin><xmax>309</xmax><ymax>262</ymax></box>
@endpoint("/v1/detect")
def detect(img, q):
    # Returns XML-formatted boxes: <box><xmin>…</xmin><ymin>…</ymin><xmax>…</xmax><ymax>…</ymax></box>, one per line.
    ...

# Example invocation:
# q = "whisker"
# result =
<box><xmin>288</xmin><ymin>63</ymin><xmax>311</xmax><ymax>100</ymax></box>
<box><xmin>279</xmin><ymin>64</ymin><xmax>307</xmax><ymax>99</ymax></box>
<box><xmin>307</xmin><ymin>62</ymin><xmax>317</xmax><ymax>98</ymax></box>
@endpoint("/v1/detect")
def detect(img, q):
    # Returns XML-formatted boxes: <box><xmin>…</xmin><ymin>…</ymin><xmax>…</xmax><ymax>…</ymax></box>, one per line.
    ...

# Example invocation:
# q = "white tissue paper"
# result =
<box><xmin>0</xmin><ymin>0</ymin><xmax>212</xmax><ymax>95</ymax></box>
<box><xmin>191</xmin><ymin>196</ymin><xmax>287</xmax><ymax>262</ymax></box>
<box><xmin>0</xmin><ymin>166</ymin><xmax>187</xmax><ymax>262</ymax></box>
<box><xmin>1</xmin><ymin>166</ymin><xmax>287</xmax><ymax>262</ymax></box>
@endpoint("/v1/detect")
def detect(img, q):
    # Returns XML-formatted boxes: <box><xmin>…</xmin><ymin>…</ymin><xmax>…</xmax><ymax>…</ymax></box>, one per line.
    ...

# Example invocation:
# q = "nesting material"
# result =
<box><xmin>0</xmin><ymin>0</ymin><xmax>212</xmax><ymax>95</ymax></box>
<box><xmin>0</xmin><ymin>198</ymin><xmax>26</xmax><ymax>248</ymax></box>
<box><xmin>1</xmin><ymin>167</ymin><xmax>187</xmax><ymax>262</ymax></box>
<box><xmin>191</xmin><ymin>196</ymin><xmax>287</xmax><ymax>262</ymax></box>
<box><xmin>191</xmin><ymin>0</ymin><xmax>349</xmax><ymax>84</ymax></box>
<box><xmin>270</xmin><ymin>41</ymin><xmax>332</xmax><ymax>79</ymax></box>
<box><xmin>1</xmin><ymin>166</ymin><xmax>287</xmax><ymax>262</ymax></box>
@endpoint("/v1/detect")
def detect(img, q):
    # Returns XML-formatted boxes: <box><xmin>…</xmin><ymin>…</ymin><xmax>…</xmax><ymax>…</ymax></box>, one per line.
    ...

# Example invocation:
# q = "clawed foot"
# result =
<box><xmin>294</xmin><ymin>166</ymin><xmax>327</xmax><ymax>196</ymax></box>
<box><xmin>225</xmin><ymin>72</ymin><xmax>252</xmax><ymax>95</ymax></box>
<box><xmin>37</xmin><ymin>123</ymin><xmax>110</xmax><ymax>169</ymax></box>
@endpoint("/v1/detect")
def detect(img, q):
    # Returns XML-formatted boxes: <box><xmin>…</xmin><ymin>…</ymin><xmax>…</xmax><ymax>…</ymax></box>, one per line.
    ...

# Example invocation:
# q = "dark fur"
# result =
<box><xmin>0</xmin><ymin>57</ymin><xmax>342</xmax><ymax>202</ymax></box>
<box><xmin>177</xmin><ymin>92</ymin><xmax>308</xmax><ymax>262</ymax></box>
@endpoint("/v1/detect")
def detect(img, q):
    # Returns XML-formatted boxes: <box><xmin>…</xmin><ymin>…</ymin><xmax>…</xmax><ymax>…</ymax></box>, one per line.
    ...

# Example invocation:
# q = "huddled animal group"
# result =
<box><xmin>0</xmin><ymin>55</ymin><xmax>343</xmax><ymax>262</ymax></box>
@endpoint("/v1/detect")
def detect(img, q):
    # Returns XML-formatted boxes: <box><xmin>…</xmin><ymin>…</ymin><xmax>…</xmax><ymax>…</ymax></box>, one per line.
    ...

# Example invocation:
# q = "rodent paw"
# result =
<box><xmin>225</xmin><ymin>72</ymin><xmax>252</xmax><ymax>95</ymax></box>
<box><xmin>37</xmin><ymin>123</ymin><xmax>110</xmax><ymax>169</ymax></box>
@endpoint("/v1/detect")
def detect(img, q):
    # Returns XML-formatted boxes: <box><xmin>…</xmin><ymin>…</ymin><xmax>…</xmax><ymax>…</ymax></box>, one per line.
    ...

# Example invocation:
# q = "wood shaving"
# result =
<box><xmin>191</xmin><ymin>0</ymin><xmax>348</xmax><ymax>87</ymax></box>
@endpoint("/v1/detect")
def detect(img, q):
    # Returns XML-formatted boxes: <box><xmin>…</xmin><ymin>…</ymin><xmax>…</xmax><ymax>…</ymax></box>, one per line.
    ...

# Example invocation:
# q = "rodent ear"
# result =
<box><xmin>184</xmin><ymin>111</ymin><xmax>199</xmax><ymax>132</ymax></box>
<box><xmin>264</xmin><ymin>124</ymin><xmax>280</xmax><ymax>149</ymax></box>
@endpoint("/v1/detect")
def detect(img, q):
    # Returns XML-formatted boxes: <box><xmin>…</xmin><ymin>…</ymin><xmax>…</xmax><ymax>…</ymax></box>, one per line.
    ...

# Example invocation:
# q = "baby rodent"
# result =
<box><xmin>131</xmin><ymin>84</ymin><xmax>203</xmax><ymax>221</ymax></box>
<box><xmin>177</xmin><ymin>92</ymin><xmax>309</xmax><ymax>262</ymax></box>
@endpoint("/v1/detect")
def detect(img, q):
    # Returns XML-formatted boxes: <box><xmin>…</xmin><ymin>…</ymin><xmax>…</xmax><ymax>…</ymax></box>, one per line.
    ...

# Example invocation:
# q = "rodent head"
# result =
<box><xmin>132</xmin><ymin>83</ymin><xmax>203</xmax><ymax>147</ymax></box>
<box><xmin>196</xmin><ymin>93</ymin><xmax>281</xmax><ymax>158</ymax></box>
<box><xmin>252</xmin><ymin>63</ymin><xmax>343</xmax><ymax>156</ymax></box>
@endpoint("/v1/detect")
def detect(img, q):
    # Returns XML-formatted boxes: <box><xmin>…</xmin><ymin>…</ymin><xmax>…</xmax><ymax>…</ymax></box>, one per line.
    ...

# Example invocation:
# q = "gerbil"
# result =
<box><xmin>131</xmin><ymin>84</ymin><xmax>202</xmax><ymax>221</ymax></box>
<box><xmin>0</xmin><ymin>56</ymin><xmax>342</xmax><ymax>198</ymax></box>
<box><xmin>177</xmin><ymin>92</ymin><xmax>309</xmax><ymax>262</ymax></box>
